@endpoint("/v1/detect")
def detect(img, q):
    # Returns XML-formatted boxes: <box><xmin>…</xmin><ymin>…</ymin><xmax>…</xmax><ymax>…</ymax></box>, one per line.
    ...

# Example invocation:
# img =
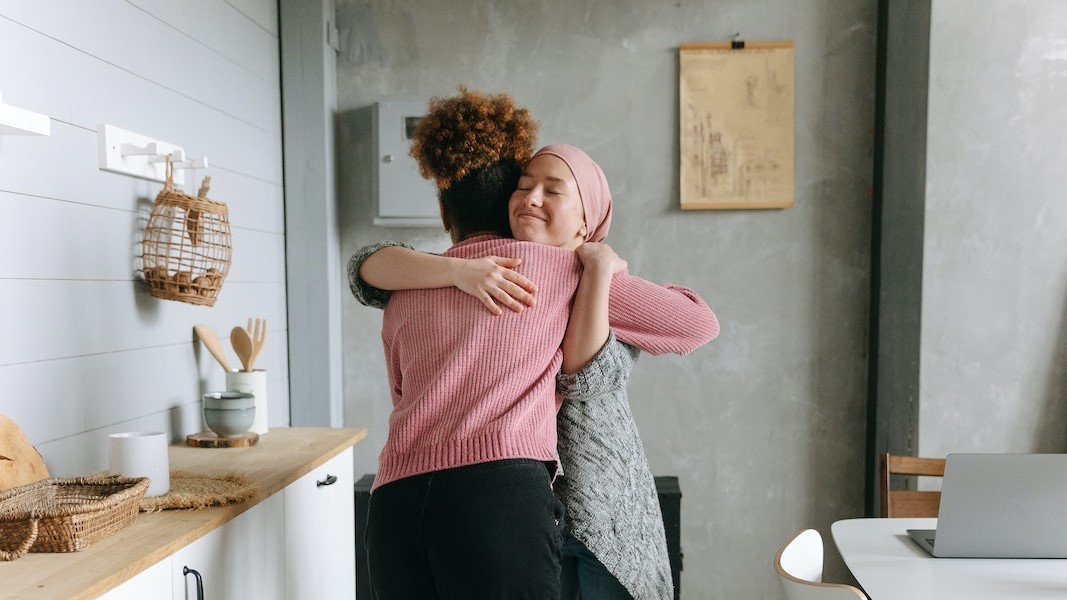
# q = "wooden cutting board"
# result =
<box><xmin>0</xmin><ymin>414</ymin><xmax>50</xmax><ymax>490</ymax></box>
<box><xmin>186</xmin><ymin>431</ymin><xmax>260</xmax><ymax>448</ymax></box>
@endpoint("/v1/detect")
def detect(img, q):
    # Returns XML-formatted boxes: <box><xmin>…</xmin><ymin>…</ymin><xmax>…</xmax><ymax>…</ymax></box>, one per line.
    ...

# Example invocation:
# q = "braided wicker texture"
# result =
<box><xmin>0</xmin><ymin>476</ymin><xmax>149</xmax><ymax>560</ymax></box>
<box><xmin>142</xmin><ymin>159</ymin><xmax>231</xmax><ymax>306</ymax></box>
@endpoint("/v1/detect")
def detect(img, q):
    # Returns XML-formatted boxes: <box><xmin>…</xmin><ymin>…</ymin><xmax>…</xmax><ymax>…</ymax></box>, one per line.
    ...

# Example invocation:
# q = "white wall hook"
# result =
<box><xmin>0</xmin><ymin>92</ymin><xmax>51</xmax><ymax>136</ymax></box>
<box><xmin>97</xmin><ymin>123</ymin><xmax>185</xmax><ymax>184</ymax></box>
<box><xmin>147</xmin><ymin>149</ymin><xmax>186</xmax><ymax>164</ymax></box>
<box><xmin>120</xmin><ymin>141</ymin><xmax>160</xmax><ymax>157</ymax></box>
<box><xmin>173</xmin><ymin>156</ymin><xmax>209</xmax><ymax>170</ymax></box>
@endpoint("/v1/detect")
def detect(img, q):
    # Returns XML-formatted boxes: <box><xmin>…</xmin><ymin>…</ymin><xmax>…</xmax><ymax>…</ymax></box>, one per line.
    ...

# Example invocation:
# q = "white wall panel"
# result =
<box><xmin>226</xmin><ymin>0</ymin><xmax>279</xmax><ymax>37</ymax></box>
<box><xmin>0</xmin><ymin>18</ymin><xmax>281</xmax><ymax>182</ymax></box>
<box><xmin>5</xmin><ymin>327</ymin><xmax>289</xmax><ymax>441</ymax></box>
<box><xmin>0</xmin><ymin>281</ymin><xmax>145</xmax><ymax>364</ymax></box>
<box><xmin>33</xmin><ymin>404</ymin><xmax>204</xmax><ymax>477</ymax></box>
<box><xmin>0</xmin><ymin>124</ymin><xmax>284</xmax><ymax>234</ymax></box>
<box><xmin>0</xmin><ymin>0</ymin><xmax>287</xmax><ymax>479</ymax></box>
<box><xmin>0</xmin><ymin>0</ymin><xmax>279</xmax><ymax>133</ymax></box>
<box><xmin>0</xmin><ymin>280</ymin><xmax>287</xmax><ymax>364</ymax></box>
<box><xmin>129</xmin><ymin>0</ymin><xmax>280</xmax><ymax>85</ymax></box>
<box><xmin>0</xmin><ymin>191</ymin><xmax>140</xmax><ymax>281</ymax></box>
<box><xmin>0</xmin><ymin>122</ymin><xmax>159</xmax><ymax>212</ymax></box>
<box><xmin>226</xmin><ymin>229</ymin><xmax>287</xmax><ymax>283</ymax></box>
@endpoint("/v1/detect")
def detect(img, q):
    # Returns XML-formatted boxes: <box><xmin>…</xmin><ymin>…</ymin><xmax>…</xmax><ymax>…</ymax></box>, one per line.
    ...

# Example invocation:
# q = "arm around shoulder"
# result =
<box><xmin>347</xmin><ymin>241</ymin><xmax>412</xmax><ymax>309</ymax></box>
<box><xmin>607</xmin><ymin>273</ymin><xmax>719</xmax><ymax>356</ymax></box>
<box><xmin>348</xmin><ymin>240</ymin><xmax>539</xmax><ymax>315</ymax></box>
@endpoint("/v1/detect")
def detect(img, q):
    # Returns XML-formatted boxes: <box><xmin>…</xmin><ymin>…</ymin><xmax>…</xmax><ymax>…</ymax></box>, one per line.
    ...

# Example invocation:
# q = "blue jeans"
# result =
<box><xmin>560</xmin><ymin>530</ymin><xmax>634</xmax><ymax>600</ymax></box>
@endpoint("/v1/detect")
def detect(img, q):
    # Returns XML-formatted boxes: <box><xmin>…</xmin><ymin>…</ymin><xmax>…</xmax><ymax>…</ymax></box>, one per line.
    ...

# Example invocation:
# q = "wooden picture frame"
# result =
<box><xmin>679</xmin><ymin>41</ymin><xmax>795</xmax><ymax>210</ymax></box>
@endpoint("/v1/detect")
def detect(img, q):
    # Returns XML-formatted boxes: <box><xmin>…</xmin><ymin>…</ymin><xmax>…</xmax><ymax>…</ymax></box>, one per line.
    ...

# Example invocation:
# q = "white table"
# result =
<box><xmin>831</xmin><ymin>518</ymin><xmax>1067</xmax><ymax>599</ymax></box>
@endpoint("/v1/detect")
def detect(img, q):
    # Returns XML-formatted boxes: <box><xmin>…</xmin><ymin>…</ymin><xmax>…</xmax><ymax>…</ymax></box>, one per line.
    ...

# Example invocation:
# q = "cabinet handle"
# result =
<box><xmin>316</xmin><ymin>474</ymin><xmax>337</xmax><ymax>487</ymax></box>
<box><xmin>183</xmin><ymin>566</ymin><xmax>205</xmax><ymax>600</ymax></box>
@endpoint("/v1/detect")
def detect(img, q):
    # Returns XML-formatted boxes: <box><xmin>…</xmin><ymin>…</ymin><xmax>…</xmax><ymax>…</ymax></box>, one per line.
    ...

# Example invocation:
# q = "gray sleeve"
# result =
<box><xmin>346</xmin><ymin>241</ymin><xmax>413</xmax><ymax>309</ymax></box>
<box><xmin>556</xmin><ymin>331</ymin><xmax>640</xmax><ymax>402</ymax></box>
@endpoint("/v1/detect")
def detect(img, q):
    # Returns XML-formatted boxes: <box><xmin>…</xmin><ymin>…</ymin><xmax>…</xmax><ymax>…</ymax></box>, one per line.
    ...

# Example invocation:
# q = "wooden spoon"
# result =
<box><xmin>194</xmin><ymin>324</ymin><xmax>234</xmax><ymax>372</ymax></box>
<box><xmin>230</xmin><ymin>326</ymin><xmax>254</xmax><ymax>372</ymax></box>
<box><xmin>247</xmin><ymin>318</ymin><xmax>266</xmax><ymax>371</ymax></box>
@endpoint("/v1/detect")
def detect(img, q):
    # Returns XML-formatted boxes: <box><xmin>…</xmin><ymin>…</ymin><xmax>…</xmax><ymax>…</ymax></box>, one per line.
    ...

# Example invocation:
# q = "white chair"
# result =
<box><xmin>774</xmin><ymin>529</ymin><xmax>868</xmax><ymax>600</ymax></box>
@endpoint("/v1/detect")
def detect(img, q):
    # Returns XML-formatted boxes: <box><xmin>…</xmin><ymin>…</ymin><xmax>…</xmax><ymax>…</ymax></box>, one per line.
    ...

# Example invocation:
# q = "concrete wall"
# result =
<box><xmin>335</xmin><ymin>1</ymin><xmax>876</xmax><ymax>597</ymax></box>
<box><xmin>0</xmin><ymin>0</ymin><xmax>288</xmax><ymax>475</ymax></box>
<box><xmin>919</xmin><ymin>0</ymin><xmax>1067</xmax><ymax>456</ymax></box>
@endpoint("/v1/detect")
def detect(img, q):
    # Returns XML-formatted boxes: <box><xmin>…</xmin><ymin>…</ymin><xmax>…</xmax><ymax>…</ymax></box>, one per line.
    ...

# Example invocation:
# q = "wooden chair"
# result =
<box><xmin>774</xmin><ymin>529</ymin><xmax>868</xmax><ymax>600</ymax></box>
<box><xmin>879</xmin><ymin>452</ymin><xmax>946</xmax><ymax>517</ymax></box>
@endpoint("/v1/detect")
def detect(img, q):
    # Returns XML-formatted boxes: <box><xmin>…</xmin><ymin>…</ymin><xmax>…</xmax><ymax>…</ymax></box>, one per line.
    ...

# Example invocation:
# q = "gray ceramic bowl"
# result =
<box><xmin>203</xmin><ymin>391</ymin><xmax>255</xmax><ymax>410</ymax></box>
<box><xmin>204</xmin><ymin>405</ymin><xmax>255</xmax><ymax>437</ymax></box>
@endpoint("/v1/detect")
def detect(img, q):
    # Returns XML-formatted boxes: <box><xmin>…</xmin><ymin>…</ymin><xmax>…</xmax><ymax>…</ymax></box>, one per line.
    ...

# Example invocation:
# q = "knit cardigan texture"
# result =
<box><xmin>557</xmin><ymin>333</ymin><xmax>673</xmax><ymax>600</ymax></box>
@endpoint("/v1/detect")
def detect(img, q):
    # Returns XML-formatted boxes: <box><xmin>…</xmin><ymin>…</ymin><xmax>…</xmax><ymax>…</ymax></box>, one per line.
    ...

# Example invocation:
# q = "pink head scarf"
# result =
<box><xmin>531</xmin><ymin>144</ymin><xmax>613</xmax><ymax>242</ymax></box>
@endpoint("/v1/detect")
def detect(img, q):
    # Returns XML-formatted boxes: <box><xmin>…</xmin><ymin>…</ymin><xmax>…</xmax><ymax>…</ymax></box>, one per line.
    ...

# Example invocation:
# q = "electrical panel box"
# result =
<box><xmin>372</xmin><ymin>100</ymin><xmax>440</xmax><ymax>227</ymax></box>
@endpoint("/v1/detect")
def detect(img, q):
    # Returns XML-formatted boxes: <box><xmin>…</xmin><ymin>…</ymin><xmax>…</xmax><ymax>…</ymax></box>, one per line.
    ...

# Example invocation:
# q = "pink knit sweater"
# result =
<box><xmin>373</xmin><ymin>235</ymin><xmax>717</xmax><ymax>490</ymax></box>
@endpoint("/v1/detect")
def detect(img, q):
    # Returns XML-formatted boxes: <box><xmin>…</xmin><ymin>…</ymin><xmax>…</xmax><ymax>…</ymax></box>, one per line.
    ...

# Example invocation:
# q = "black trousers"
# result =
<box><xmin>366</xmin><ymin>458</ymin><xmax>565</xmax><ymax>600</ymax></box>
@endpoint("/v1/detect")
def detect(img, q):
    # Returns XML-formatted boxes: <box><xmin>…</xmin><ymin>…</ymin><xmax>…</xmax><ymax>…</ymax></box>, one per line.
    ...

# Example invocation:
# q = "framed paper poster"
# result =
<box><xmin>679</xmin><ymin>40</ymin><xmax>794</xmax><ymax>209</ymax></box>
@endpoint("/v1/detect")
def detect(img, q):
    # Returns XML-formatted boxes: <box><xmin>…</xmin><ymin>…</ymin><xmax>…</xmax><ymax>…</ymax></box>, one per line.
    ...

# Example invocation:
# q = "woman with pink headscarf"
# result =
<box><xmin>352</xmin><ymin>144</ymin><xmax>718</xmax><ymax>599</ymax></box>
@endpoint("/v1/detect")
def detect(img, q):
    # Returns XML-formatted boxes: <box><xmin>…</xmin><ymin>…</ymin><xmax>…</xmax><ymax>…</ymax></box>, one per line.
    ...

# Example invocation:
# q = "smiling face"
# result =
<box><xmin>508</xmin><ymin>154</ymin><xmax>587</xmax><ymax>250</ymax></box>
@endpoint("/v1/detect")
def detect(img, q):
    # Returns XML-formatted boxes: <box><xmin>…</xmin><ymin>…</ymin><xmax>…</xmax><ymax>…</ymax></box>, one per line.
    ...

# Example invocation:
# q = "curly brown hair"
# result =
<box><xmin>409</xmin><ymin>87</ymin><xmax>539</xmax><ymax>190</ymax></box>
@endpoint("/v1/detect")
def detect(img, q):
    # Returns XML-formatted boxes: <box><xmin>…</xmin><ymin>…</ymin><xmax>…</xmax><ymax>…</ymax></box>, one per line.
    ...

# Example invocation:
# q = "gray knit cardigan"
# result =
<box><xmin>557</xmin><ymin>333</ymin><xmax>674</xmax><ymax>600</ymax></box>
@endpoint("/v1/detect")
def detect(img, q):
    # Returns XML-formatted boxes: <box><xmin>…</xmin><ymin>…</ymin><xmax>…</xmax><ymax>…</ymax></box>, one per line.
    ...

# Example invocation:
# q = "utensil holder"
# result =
<box><xmin>225</xmin><ymin>370</ymin><xmax>268</xmax><ymax>435</ymax></box>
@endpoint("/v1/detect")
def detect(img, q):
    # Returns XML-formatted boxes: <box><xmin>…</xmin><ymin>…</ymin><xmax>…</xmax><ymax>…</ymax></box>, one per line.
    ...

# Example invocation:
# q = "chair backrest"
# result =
<box><xmin>879</xmin><ymin>452</ymin><xmax>945</xmax><ymax>517</ymax></box>
<box><xmin>774</xmin><ymin>529</ymin><xmax>868</xmax><ymax>600</ymax></box>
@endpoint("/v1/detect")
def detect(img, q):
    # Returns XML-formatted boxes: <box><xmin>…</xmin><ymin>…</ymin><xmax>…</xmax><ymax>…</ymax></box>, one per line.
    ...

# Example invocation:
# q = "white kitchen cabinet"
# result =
<box><xmin>98</xmin><ymin>558</ymin><xmax>171</xmax><ymax>600</ymax></box>
<box><xmin>172</xmin><ymin>492</ymin><xmax>286</xmax><ymax>599</ymax></box>
<box><xmin>100</xmin><ymin>447</ymin><xmax>355</xmax><ymax>600</ymax></box>
<box><xmin>9</xmin><ymin>429</ymin><xmax>365</xmax><ymax>600</ymax></box>
<box><xmin>101</xmin><ymin>494</ymin><xmax>285</xmax><ymax>600</ymax></box>
<box><xmin>284</xmin><ymin>447</ymin><xmax>356</xmax><ymax>599</ymax></box>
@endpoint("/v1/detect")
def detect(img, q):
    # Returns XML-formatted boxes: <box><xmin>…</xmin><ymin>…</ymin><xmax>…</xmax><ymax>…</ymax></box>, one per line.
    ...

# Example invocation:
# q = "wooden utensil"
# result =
<box><xmin>194</xmin><ymin>324</ymin><xmax>234</xmax><ymax>372</ymax></box>
<box><xmin>0</xmin><ymin>415</ymin><xmax>50</xmax><ymax>491</ymax></box>
<box><xmin>230</xmin><ymin>326</ymin><xmax>254</xmax><ymax>372</ymax></box>
<box><xmin>247</xmin><ymin>318</ymin><xmax>266</xmax><ymax>371</ymax></box>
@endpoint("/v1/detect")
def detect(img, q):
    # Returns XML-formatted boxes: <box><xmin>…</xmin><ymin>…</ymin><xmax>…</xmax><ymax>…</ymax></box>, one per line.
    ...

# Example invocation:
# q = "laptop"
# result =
<box><xmin>906</xmin><ymin>453</ymin><xmax>1067</xmax><ymax>558</ymax></box>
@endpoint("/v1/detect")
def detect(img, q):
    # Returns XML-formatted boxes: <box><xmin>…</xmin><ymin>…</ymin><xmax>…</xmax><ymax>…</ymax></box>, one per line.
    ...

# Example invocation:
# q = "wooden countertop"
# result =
<box><xmin>0</xmin><ymin>427</ymin><xmax>367</xmax><ymax>600</ymax></box>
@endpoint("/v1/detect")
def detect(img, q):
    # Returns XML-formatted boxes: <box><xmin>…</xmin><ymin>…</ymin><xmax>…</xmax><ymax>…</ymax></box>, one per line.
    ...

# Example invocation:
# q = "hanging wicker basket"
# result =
<box><xmin>141</xmin><ymin>158</ymin><xmax>231</xmax><ymax>306</ymax></box>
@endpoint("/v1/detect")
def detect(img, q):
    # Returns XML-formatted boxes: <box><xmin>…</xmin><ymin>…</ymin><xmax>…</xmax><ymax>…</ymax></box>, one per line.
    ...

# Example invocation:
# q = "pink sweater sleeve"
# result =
<box><xmin>607</xmin><ymin>271</ymin><xmax>719</xmax><ymax>355</ymax></box>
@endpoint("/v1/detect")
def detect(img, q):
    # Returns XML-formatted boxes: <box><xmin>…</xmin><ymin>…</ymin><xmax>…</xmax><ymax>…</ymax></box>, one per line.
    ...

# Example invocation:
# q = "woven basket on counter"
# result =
<box><xmin>141</xmin><ymin>157</ymin><xmax>232</xmax><ymax>306</ymax></box>
<box><xmin>0</xmin><ymin>476</ymin><xmax>150</xmax><ymax>561</ymax></box>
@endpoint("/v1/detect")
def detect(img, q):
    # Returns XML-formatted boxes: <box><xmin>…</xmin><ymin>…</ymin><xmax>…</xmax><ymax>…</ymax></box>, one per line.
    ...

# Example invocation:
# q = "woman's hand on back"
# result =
<box><xmin>575</xmin><ymin>243</ymin><xmax>627</xmax><ymax>279</ymax></box>
<box><xmin>450</xmin><ymin>256</ymin><xmax>538</xmax><ymax>315</ymax></box>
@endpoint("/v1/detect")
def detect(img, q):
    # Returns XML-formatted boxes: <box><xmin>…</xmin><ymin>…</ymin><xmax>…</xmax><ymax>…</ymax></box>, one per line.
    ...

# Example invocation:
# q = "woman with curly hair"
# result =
<box><xmin>352</xmin><ymin>88</ymin><xmax>718</xmax><ymax>599</ymax></box>
<box><xmin>357</xmin><ymin>87</ymin><xmax>582</xmax><ymax>600</ymax></box>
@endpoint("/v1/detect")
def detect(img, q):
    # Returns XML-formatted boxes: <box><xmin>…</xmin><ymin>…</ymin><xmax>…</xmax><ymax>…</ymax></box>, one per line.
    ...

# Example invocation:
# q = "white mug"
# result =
<box><xmin>226</xmin><ymin>370</ymin><xmax>268</xmax><ymax>435</ymax></box>
<box><xmin>109</xmin><ymin>431</ymin><xmax>170</xmax><ymax>497</ymax></box>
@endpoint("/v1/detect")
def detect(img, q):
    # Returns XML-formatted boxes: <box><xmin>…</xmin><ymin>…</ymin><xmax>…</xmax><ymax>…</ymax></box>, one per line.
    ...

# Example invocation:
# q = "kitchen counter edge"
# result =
<box><xmin>0</xmin><ymin>427</ymin><xmax>368</xmax><ymax>600</ymax></box>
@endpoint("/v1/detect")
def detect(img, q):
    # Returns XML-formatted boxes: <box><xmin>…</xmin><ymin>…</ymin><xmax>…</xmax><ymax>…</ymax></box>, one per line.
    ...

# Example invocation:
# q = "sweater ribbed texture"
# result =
<box><xmin>347</xmin><ymin>237</ymin><xmax>721</xmax><ymax>493</ymax></box>
<box><xmin>371</xmin><ymin>236</ymin><xmax>581</xmax><ymax>490</ymax></box>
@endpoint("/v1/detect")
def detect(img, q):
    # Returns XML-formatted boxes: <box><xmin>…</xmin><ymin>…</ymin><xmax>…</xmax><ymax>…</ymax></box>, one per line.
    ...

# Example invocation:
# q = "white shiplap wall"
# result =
<box><xmin>0</xmin><ymin>0</ymin><xmax>287</xmax><ymax>476</ymax></box>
